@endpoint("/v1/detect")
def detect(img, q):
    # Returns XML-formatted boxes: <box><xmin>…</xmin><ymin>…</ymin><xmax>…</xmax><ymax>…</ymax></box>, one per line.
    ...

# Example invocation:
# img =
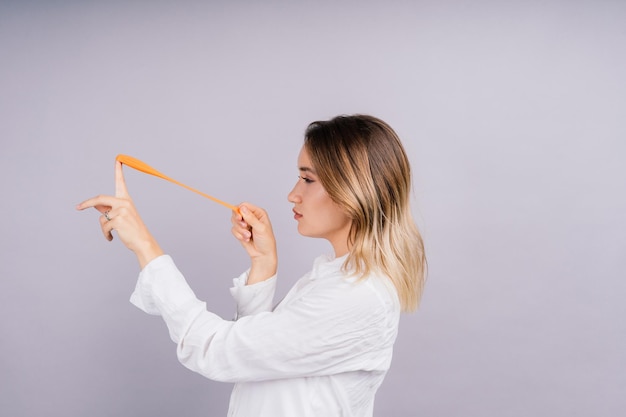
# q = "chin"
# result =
<box><xmin>297</xmin><ymin>225</ymin><xmax>319</xmax><ymax>239</ymax></box>
<box><xmin>296</xmin><ymin>224</ymin><xmax>307</xmax><ymax>236</ymax></box>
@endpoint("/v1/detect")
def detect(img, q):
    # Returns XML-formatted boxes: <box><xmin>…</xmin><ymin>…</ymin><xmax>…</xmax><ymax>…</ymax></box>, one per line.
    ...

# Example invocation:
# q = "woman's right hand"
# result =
<box><xmin>231</xmin><ymin>203</ymin><xmax>277</xmax><ymax>284</ymax></box>
<box><xmin>76</xmin><ymin>161</ymin><xmax>163</xmax><ymax>269</ymax></box>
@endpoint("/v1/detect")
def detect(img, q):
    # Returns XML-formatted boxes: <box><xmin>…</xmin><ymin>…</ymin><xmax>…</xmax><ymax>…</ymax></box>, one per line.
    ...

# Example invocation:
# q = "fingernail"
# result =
<box><xmin>241</xmin><ymin>207</ymin><xmax>249</xmax><ymax>214</ymax></box>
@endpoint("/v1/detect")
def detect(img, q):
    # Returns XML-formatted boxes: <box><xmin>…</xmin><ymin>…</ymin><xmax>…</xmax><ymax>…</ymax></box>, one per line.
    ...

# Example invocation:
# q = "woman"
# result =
<box><xmin>77</xmin><ymin>114</ymin><xmax>426</xmax><ymax>417</ymax></box>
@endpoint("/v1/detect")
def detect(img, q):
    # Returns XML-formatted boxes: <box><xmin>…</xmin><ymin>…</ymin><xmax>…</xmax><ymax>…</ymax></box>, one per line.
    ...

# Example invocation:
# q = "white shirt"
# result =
<box><xmin>130</xmin><ymin>254</ymin><xmax>400</xmax><ymax>417</ymax></box>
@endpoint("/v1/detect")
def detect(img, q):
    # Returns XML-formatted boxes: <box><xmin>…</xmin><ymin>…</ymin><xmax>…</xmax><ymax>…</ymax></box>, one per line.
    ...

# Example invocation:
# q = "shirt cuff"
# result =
<box><xmin>229</xmin><ymin>271</ymin><xmax>277</xmax><ymax>319</ymax></box>
<box><xmin>129</xmin><ymin>254</ymin><xmax>173</xmax><ymax>315</ymax></box>
<box><xmin>129</xmin><ymin>254</ymin><xmax>199</xmax><ymax>318</ymax></box>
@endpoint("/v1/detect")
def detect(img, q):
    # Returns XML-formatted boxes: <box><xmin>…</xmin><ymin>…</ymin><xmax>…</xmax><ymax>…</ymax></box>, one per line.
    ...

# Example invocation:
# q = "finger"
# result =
<box><xmin>232</xmin><ymin>208</ymin><xmax>243</xmax><ymax>221</ymax></box>
<box><xmin>239</xmin><ymin>204</ymin><xmax>266</xmax><ymax>230</ymax></box>
<box><xmin>76</xmin><ymin>195</ymin><xmax>119</xmax><ymax>211</ymax></box>
<box><xmin>231</xmin><ymin>226</ymin><xmax>251</xmax><ymax>242</ymax></box>
<box><xmin>115</xmin><ymin>160</ymin><xmax>130</xmax><ymax>198</ymax></box>
<box><xmin>94</xmin><ymin>204</ymin><xmax>112</xmax><ymax>215</ymax></box>
<box><xmin>231</xmin><ymin>220</ymin><xmax>249</xmax><ymax>234</ymax></box>
<box><xmin>240</xmin><ymin>202</ymin><xmax>269</xmax><ymax>220</ymax></box>
<box><xmin>99</xmin><ymin>214</ymin><xmax>114</xmax><ymax>241</ymax></box>
<box><xmin>231</xmin><ymin>209</ymin><xmax>245</xmax><ymax>226</ymax></box>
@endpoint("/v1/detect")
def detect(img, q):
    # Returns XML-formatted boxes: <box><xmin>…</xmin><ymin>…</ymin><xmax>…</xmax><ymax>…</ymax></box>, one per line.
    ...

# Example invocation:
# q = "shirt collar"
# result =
<box><xmin>311</xmin><ymin>253</ymin><xmax>350</xmax><ymax>279</ymax></box>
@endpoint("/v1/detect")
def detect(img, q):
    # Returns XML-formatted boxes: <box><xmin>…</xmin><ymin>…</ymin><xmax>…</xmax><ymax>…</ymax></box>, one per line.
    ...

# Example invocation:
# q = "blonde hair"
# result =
<box><xmin>304</xmin><ymin>115</ymin><xmax>426</xmax><ymax>311</ymax></box>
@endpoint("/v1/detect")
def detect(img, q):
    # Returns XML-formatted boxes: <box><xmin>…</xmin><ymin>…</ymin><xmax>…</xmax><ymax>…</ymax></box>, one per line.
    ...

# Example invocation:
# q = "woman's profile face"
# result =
<box><xmin>287</xmin><ymin>147</ymin><xmax>352</xmax><ymax>255</ymax></box>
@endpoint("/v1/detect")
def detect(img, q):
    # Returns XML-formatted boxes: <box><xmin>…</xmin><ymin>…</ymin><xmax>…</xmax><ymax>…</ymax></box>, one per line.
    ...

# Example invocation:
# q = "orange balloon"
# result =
<box><xmin>116</xmin><ymin>154</ymin><xmax>239</xmax><ymax>212</ymax></box>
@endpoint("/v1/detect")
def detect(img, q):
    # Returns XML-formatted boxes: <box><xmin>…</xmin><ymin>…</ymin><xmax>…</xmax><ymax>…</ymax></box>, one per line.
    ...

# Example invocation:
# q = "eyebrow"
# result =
<box><xmin>299</xmin><ymin>166</ymin><xmax>317</xmax><ymax>174</ymax></box>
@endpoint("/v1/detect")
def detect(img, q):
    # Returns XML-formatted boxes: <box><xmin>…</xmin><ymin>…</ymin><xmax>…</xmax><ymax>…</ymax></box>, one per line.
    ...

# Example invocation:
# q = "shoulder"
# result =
<box><xmin>360</xmin><ymin>271</ymin><xmax>402</xmax><ymax>313</ymax></box>
<box><xmin>310</xmin><ymin>269</ymin><xmax>400</xmax><ymax>321</ymax></box>
<box><xmin>297</xmin><ymin>254</ymin><xmax>399</xmax><ymax>316</ymax></box>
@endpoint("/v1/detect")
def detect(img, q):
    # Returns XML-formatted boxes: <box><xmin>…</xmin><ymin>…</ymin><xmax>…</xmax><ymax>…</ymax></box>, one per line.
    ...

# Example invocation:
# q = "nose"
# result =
<box><xmin>288</xmin><ymin>179</ymin><xmax>302</xmax><ymax>204</ymax></box>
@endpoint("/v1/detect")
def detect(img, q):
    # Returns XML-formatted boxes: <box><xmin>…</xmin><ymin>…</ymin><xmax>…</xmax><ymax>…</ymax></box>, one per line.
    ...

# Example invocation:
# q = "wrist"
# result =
<box><xmin>247</xmin><ymin>256</ymin><xmax>277</xmax><ymax>285</ymax></box>
<box><xmin>135</xmin><ymin>238</ymin><xmax>164</xmax><ymax>269</ymax></box>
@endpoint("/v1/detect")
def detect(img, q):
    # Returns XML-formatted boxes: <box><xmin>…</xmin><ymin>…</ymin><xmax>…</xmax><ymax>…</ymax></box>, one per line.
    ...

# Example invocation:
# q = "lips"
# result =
<box><xmin>293</xmin><ymin>209</ymin><xmax>302</xmax><ymax>220</ymax></box>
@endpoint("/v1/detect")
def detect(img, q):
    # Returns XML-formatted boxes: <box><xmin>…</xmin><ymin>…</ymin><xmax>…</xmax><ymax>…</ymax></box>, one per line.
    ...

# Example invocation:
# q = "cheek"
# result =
<box><xmin>308</xmin><ymin>185</ymin><xmax>332</xmax><ymax>206</ymax></box>
<box><xmin>330</xmin><ymin>210</ymin><xmax>352</xmax><ymax>229</ymax></box>
<box><xmin>320</xmin><ymin>200</ymin><xmax>351</xmax><ymax>227</ymax></box>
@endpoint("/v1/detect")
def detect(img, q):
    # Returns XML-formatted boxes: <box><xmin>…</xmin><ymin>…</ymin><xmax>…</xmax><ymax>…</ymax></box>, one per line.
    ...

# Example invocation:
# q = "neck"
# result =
<box><xmin>331</xmin><ymin>240</ymin><xmax>350</xmax><ymax>258</ymax></box>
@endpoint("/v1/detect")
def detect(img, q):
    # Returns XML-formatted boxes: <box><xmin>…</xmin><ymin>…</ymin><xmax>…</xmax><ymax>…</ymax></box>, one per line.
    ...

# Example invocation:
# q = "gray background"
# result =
<box><xmin>1</xmin><ymin>1</ymin><xmax>624</xmax><ymax>416</ymax></box>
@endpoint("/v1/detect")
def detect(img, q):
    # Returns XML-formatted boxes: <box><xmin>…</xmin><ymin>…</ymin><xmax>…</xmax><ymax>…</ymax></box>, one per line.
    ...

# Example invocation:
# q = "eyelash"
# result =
<box><xmin>298</xmin><ymin>175</ymin><xmax>314</xmax><ymax>184</ymax></box>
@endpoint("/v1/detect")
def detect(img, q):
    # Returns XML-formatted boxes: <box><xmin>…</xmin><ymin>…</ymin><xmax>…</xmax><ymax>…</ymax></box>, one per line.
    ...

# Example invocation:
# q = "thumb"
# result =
<box><xmin>115</xmin><ymin>160</ymin><xmax>130</xmax><ymax>198</ymax></box>
<box><xmin>239</xmin><ymin>205</ymin><xmax>265</xmax><ymax>230</ymax></box>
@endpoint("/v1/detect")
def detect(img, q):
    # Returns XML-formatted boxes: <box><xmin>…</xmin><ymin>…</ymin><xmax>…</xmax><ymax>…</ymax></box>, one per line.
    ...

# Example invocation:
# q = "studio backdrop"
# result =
<box><xmin>1</xmin><ymin>1</ymin><xmax>624</xmax><ymax>416</ymax></box>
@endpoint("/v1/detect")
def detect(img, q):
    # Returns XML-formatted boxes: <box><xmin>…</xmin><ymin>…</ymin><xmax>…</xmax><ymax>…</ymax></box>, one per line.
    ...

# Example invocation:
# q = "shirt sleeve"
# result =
<box><xmin>130</xmin><ymin>255</ymin><xmax>399</xmax><ymax>383</ymax></box>
<box><xmin>129</xmin><ymin>255</ymin><xmax>220</xmax><ymax>343</ymax></box>
<box><xmin>229</xmin><ymin>270</ymin><xmax>277</xmax><ymax>319</ymax></box>
<box><xmin>130</xmin><ymin>255</ymin><xmax>276</xmax><ymax>337</ymax></box>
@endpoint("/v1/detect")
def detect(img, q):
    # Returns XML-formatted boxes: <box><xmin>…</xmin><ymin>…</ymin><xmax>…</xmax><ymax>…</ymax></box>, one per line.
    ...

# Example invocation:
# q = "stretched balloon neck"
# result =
<box><xmin>114</xmin><ymin>154</ymin><xmax>238</xmax><ymax>212</ymax></box>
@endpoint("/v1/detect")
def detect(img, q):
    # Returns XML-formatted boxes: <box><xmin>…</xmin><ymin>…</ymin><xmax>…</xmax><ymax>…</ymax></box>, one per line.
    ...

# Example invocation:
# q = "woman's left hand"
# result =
<box><xmin>76</xmin><ymin>161</ymin><xmax>163</xmax><ymax>269</ymax></box>
<box><xmin>231</xmin><ymin>202</ymin><xmax>277</xmax><ymax>284</ymax></box>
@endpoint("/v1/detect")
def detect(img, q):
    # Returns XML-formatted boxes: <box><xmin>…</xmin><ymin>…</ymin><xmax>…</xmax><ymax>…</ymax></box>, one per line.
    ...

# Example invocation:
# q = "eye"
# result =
<box><xmin>298</xmin><ymin>175</ymin><xmax>314</xmax><ymax>184</ymax></box>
